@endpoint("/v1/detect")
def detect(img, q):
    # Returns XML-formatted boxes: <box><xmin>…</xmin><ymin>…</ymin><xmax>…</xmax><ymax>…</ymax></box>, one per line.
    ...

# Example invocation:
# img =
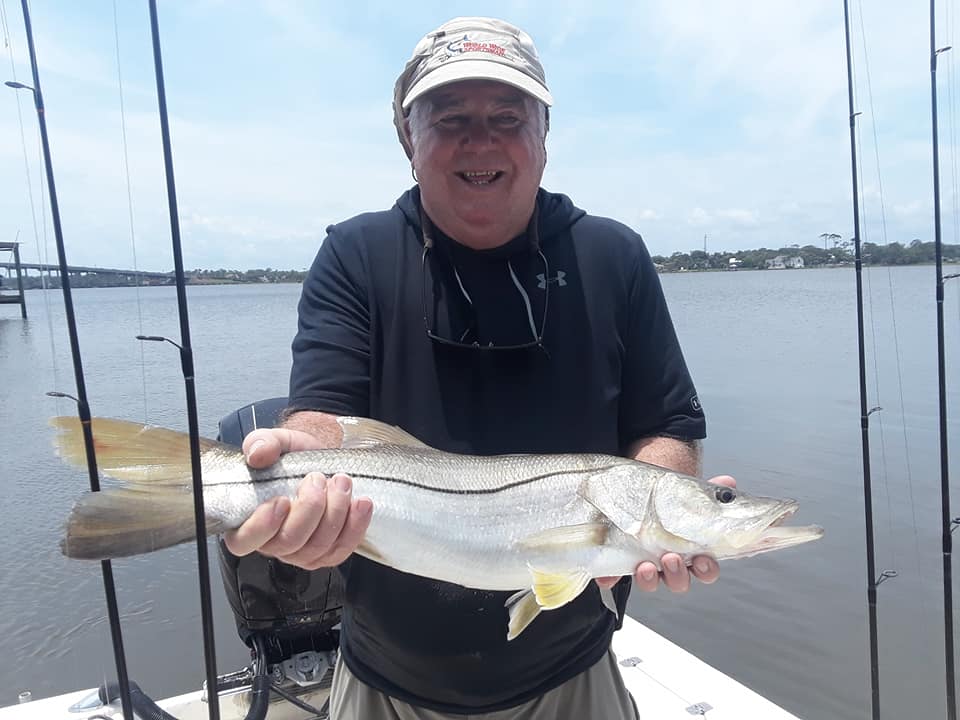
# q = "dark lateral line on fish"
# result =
<box><xmin>236</xmin><ymin>464</ymin><xmax>625</xmax><ymax>496</ymax></box>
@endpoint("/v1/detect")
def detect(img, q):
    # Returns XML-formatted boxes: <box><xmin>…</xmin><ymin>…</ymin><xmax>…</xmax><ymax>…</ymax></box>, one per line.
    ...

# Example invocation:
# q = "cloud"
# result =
<box><xmin>717</xmin><ymin>209</ymin><xmax>760</xmax><ymax>226</ymax></box>
<box><xmin>0</xmin><ymin>0</ymin><xmax>950</xmax><ymax>271</ymax></box>
<box><xmin>688</xmin><ymin>208</ymin><xmax>711</xmax><ymax>227</ymax></box>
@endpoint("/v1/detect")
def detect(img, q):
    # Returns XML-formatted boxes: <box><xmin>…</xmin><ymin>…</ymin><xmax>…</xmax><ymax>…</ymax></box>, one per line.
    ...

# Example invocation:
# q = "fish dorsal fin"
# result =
<box><xmin>336</xmin><ymin>417</ymin><xmax>430</xmax><ymax>449</ymax></box>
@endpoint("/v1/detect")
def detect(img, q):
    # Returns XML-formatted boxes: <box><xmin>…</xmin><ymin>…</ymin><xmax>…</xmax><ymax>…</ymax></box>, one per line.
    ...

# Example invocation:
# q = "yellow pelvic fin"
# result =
<box><xmin>505</xmin><ymin>589</ymin><xmax>542</xmax><ymax>641</ymax></box>
<box><xmin>516</xmin><ymin>522</ymin><xmax>610</xmax><ymax>551</ymax></box>
<box><xmin>336</xmin><ymin>417</ymin><xmax>430</xmax><ymax>450</ymax></box>
<box><xmin>529</xmin><ymin>567</ymin><xmax>593</xmax><ymax>611</ymax></box>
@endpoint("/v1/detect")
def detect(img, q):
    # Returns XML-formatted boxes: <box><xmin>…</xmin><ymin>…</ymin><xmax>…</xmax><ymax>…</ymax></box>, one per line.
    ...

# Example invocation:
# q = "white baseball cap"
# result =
<box><xmin>393</xmin><ymin>17</ymin><xmax>552</xmax><ymax>158</ymax></box>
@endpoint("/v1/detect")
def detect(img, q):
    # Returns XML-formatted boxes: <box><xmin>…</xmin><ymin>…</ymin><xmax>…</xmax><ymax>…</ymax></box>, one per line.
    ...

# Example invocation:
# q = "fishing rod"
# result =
<box><xmin>841</xmin><ymin>1</ymin><xmax>882</xmax><ymax>718</ymax></box>
<box><xmin>928</xmin><ymin>1</ymin><xmax>957</xmax><ymax>717</ymax></box>
<box><xmin>8</xmin><ymin>1</ymin><xmax>135</xmax><ymax>719</ymax></box>
<box><xmin>144</xmin><ymin>1</ymin><xmax>221</xmax><ymax>718</ymax></box>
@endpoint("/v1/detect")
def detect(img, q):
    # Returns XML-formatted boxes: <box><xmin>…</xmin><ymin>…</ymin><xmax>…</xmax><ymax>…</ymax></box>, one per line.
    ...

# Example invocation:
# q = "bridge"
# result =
<box><xmin>0</xmin><ymin>243</ymin><xmax>26</xmax><ymax>317</ymax></box>
<box><xmin>0</xmin><ymin>261</ymin><xmax>173</xmax><ymax>280</ymax></box>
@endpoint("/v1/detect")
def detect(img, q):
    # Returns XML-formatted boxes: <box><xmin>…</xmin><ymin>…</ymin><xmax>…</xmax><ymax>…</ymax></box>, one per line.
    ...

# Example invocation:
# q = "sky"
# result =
<box><xmin>0</xmin><ymin>0</ymin><xmax>956</xmax><ymax>271</ymax></box>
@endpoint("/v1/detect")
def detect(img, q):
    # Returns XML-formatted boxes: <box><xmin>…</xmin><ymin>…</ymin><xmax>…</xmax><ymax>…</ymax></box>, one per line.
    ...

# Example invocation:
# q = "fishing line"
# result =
<box><xmin>145</xmin><ymin>2</ymin><xmax>220</xmax><ymax>717</ymax></box>
<box><xmin>110</xmin><ymin>0</ymin><xmax>148</xmax><ymax>424</ymax></box>
<box><xmin>946</xmin><ymin>0</ymin><xmax>960</xmax><ymax>249</ymax></box>
<box><xmin>12</xmin><ymin>1</ymin><xmax>136</xmax><ymax>718</ymax></box>
<box><xmin>856</xmin><ymin>0</ymin><xmax>933</xmax><ymax>632</ymax></box>
<box><xmin>852</xmin><ymin>4</ymin><xmax>900</xmax><ymax>583</ymax></box>
<box><xmin>843</xmin><ymin>1</ymin><xmax>883</xmax><ymax>714</ymax></box>
<box><xmin>0</xmin><ymin>0</ymin><xmax>61</xmax><ymax>412</ymax></box>
<box><xmin>929</xmin><ymin>1</ymin><xmax>958</xmax><ymax>715</ymax></box>
<box><xmin>622</xmin><ymin>660</ymin><xmax>698</xmax><ymax>713</ymax></box>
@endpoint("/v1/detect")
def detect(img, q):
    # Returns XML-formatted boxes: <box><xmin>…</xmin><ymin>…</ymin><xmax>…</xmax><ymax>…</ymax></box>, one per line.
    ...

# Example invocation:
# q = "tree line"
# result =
<box><xmin>651</xmin><ymin>238</ymin><xmax>960</xmax><ymax>272</ymax></box>
<box><xmin>7</xmin><ymin>240</ymin><xmax>959</xmax><ymax>290</ymax></box>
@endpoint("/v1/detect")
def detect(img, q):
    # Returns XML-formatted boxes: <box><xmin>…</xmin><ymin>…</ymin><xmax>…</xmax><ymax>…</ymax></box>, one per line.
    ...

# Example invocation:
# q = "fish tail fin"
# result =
<box><xmin>51</xmin><ymin>416</ymin><xmax>233</xmax><ymax>559</ymax></box>
<box><xmin>62</xmin><ymin>486</ymin><xmax>220</xmax><ymax>560</ymax></box>
<box><xmin>50</xmin><ymin>416</ymin><xmax>229</xmax><ymax>483</ymax></box>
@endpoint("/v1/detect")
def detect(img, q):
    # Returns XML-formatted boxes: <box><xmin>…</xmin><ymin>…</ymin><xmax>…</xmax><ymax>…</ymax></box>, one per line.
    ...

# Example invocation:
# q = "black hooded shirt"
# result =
<box><xmin>288</xmin><ymin>186</ymin><xmax>705</xmax><ymax>713</ymax></box>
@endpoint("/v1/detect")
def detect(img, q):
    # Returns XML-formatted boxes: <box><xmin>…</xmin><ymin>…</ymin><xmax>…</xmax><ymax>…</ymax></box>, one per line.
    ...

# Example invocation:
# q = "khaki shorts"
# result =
<box><xmin>329</xmin><ymin>648</ymin><xmax>639</xmax><ymax>720</ymax></box>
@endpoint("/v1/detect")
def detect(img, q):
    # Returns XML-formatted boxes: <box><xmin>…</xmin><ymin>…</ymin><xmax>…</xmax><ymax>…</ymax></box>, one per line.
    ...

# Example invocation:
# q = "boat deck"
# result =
<box><xmin>0</xmin><ymin>616</ymin><xmax>801</xmax><ymax>719</ymax></box>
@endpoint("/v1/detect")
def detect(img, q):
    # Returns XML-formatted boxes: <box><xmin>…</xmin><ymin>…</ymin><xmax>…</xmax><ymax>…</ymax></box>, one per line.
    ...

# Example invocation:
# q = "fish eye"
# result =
<box><xmin>714</xmin><ymin>486</ymin><xmax>737</xmax><ymax>504</ymax></box>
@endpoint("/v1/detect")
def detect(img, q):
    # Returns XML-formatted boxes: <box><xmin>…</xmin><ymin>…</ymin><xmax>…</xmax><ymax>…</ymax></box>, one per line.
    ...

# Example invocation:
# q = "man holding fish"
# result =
<box><xmin>226</xmin><ymin>16</ymin><xmax>729</xmax><ymax>720</ymax></box>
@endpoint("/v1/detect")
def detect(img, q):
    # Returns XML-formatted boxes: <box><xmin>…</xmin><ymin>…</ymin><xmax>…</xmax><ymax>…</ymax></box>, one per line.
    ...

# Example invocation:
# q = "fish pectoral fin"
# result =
<box><xmin>529</xmin><ymin>567</ymin><xmax>593</xmax><ymax>611</ymax></box>
<box><xmin>505</xmin><ymin>589</ymin><xmax>541</xmax><ymax>641</ymax></box>
<box><xmin>336</xmin><ymin>417</ymin><xmax>430</xmax><ymax>449</ymax></box>
<box><xmin>516</xmin><ymin>522</ymin><xmax>610</xmax><ymax>551</ymax></box>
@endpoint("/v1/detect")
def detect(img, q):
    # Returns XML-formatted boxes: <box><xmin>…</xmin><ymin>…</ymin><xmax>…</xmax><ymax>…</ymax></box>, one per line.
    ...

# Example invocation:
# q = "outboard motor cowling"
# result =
<box><xmin>217</xmin><ymin>398</ymin><xmax>343</xmax><ymax>665</ymax></box>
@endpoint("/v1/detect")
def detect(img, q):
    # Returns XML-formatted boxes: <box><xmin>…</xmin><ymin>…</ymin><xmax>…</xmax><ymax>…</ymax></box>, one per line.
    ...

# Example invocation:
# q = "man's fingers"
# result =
<box><xmin>315</xmin><ymin>497</ymin><xmax>374</xmax><ymax>567</ymax></box>
<box><xmin>223</xmin><ymin>496</ymin><xmax>290</xmax><ymax>556</ymax></box>
<box><xmin>691</xmin><ymin>555</ymin><xmax>720</xmax><ymax>584</ymax></box>
<box><xmin>259</xmin><ymin>474</ymin><xmax>329</xmax><ymax>557</ymax></box>
<box><xmin>284</xmin><ymin>473</ymin><xmax>354</xmax><ymax>562</ymax></box>
<box><xmin>659</xmin><ymin>553</ymin><xmax>691</xmax><ymax>593</ymax></box>
<box><xmin>633</xmin><ymin>562</ymin><xmax>661</xmax><ymax>593</ymax></box>
<box><xmin>707</xmin><ymin>474</ymin><xmax>736</xmax><ymax>488</ymax></box>
<box><xmin>242</xmin><ymin>428</ymin><xmax>328</xmax><ymax>469</ymax></box>
<box><xmin>242</xmin><ymin>429</ymin><xmax>284</xmax><ymax>469</ymax></box>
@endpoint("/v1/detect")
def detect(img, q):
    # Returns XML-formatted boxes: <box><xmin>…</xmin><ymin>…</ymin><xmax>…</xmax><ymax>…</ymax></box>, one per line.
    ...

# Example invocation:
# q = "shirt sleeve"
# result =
<box><xmin>287</xmin><ymin>227</ymin><xmax>371</xmax><ymax>417</ymax></box>
<box><xmin>618</xmin><ymin>237</ymin><xmax>706</xmax><ymax>448</ymax></box>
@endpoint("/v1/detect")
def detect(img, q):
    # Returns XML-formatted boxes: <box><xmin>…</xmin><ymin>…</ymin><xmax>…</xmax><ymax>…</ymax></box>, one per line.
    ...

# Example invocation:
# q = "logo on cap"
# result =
<box><xmin>445</xmin><ymin>34</ymin><xmax>509</xmax><ymax>60</ymax></box>
<box><xmin>447</xmin><ymin>35</ymin><xmax>507</xmax><ymax>57</ymax></box>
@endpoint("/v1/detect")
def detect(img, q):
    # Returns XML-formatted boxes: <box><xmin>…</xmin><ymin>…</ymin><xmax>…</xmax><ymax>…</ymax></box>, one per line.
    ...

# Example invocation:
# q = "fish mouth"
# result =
<box><xmin>747</xmin><ymin>503</ymin><xmax>823</xmax><ymax>555</ymax></box>
<box><xmin>722</xmin><ymin>501</ymin><xmax>824</xmax><ymax>559</ymax></box>
<box><xmin>770</xmin><ymin>505</ymin><xmax>797</xmax><ymax>527</ymax></box>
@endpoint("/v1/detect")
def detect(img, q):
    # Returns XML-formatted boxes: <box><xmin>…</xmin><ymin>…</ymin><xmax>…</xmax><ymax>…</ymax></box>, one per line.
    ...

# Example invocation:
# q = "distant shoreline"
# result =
<box><xmin>4</xmin><ymin>260</ymin><xmax>958</xmax><ymax>291</ymax></box>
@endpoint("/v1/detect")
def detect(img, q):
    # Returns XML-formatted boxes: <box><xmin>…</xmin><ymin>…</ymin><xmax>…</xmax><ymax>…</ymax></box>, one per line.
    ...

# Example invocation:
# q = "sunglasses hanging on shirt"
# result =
<box><xmin>419</xmin><ymin>205</ymin><xmax>549</xmax><ymax>352</ymax></box>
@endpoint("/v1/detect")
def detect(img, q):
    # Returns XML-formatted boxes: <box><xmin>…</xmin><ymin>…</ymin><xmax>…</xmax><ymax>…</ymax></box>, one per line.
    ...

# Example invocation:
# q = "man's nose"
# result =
<box><xmin>460</xmin><ymin>119</ymin><xmax>497</xmax><ymax>147</ymax></box>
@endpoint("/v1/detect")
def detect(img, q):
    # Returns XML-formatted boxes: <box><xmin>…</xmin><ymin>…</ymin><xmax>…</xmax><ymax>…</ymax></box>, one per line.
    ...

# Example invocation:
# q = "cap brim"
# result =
<box><xmin>402</xmin><ymin>59</ymin><xmax>553</xmax><ymax>110</ymax></box>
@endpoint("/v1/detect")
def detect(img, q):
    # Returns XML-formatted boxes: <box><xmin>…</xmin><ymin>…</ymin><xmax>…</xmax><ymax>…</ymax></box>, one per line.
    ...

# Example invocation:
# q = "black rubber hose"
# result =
<box><xmin>242</xmin><ymin>634</ymin><xmax>270</xmax><ymax>720</ymax></box>
<box><xmin>99</xmin><ymin>680</ymin><xmax>178</xmax><ymax>720</ymax></box>
<box><xmin>99</xmin><ymin>637</ymin><xmax>273</xmax><ymax>720</ymax></box>
<box><xmin>244</xmin><ymin>675</ymin><xmax>271</xmax><ymax>720</ymax></box>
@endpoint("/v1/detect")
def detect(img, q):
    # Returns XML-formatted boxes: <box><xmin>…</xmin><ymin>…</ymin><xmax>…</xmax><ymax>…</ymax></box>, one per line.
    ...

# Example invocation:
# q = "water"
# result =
<box><xmin>0</xmin><ymin>267</ymin><xmax>958</xmax><ymax>719</ymax></box>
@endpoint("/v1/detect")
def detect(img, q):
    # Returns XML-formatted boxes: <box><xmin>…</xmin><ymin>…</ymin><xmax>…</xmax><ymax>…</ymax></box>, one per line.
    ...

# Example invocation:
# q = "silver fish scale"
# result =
<box><xmin>198</xmin><ymin>445</ymin><xmax>652</xmax><ymax>591</ymax></box>
<box><xmin>195</xmin><ymin>444</ymin><xmax>820</xmax><ymax>592</ymax></box>
<box><xmin>271</xmin><ymin>447</ymin><xmax>646</xmax><ymax>590</ymax></box>
<box><xmin>258</xmin><ymin>445</ymin><xmax>632</xmax><ymax>493</ymax></box>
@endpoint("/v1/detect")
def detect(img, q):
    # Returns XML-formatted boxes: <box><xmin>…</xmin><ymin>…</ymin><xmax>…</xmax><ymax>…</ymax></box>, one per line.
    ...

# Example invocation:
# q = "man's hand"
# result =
<box><xmin>596</xmin><ymin>475</ymin><xmax>736</xmax><ymax>593</ymax></box>
<box><xmin>222</xmin><ymin>427</ymin><xmax>373</xmax><ymax>570</ymax></box>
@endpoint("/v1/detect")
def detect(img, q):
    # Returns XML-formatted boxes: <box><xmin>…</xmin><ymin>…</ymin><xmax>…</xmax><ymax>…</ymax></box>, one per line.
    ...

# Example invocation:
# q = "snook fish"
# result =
<box><xmin>53</xmin><ymin>416</ymin><xmax>823</xmax><ymax>640</ymax></box>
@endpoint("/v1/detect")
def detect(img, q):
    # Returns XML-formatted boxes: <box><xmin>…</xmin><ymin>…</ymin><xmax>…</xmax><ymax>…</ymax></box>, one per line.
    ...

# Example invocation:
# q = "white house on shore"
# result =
<box><xmin>765</xmin><ymin>255</ymin><xmax>805</xmax><ymax>269</ymax></box>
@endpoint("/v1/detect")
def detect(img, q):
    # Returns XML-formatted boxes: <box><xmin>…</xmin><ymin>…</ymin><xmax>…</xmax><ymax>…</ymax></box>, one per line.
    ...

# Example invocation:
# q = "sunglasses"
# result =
<box><xmin>419</xmin><ymin>206</ymin><xmax>549</xmax><ymax>351</ymax></box>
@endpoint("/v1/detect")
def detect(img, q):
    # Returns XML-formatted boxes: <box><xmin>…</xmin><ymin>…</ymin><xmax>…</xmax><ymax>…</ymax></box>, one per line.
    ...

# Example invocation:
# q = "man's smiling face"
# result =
<box><xmin>409</xmin><ymin>79</ymin><xmax>547</xmax><ymax>250</ymax></box>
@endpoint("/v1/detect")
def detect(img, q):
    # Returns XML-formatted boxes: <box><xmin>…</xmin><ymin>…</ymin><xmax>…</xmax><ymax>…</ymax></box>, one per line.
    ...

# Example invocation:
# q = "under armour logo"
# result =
<box><xmin>537</xmin><ymin>271</ymin><xmax>567</xmax><ymax>288</ymax></box>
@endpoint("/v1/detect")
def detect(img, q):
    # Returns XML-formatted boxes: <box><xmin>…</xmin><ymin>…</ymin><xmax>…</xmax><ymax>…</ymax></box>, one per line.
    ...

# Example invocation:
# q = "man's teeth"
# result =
<box><xmin>462</xmin><ymin>171</ymin><xmax>499</xmax><ymax>184</ymax></box>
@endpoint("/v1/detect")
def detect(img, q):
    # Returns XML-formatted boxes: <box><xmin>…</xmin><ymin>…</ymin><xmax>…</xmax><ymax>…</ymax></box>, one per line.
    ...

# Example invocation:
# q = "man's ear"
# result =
<box><xmin>396</xmin><ymin>114</ymin><xmax>415</xmax><ymax>161</ymax></box>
